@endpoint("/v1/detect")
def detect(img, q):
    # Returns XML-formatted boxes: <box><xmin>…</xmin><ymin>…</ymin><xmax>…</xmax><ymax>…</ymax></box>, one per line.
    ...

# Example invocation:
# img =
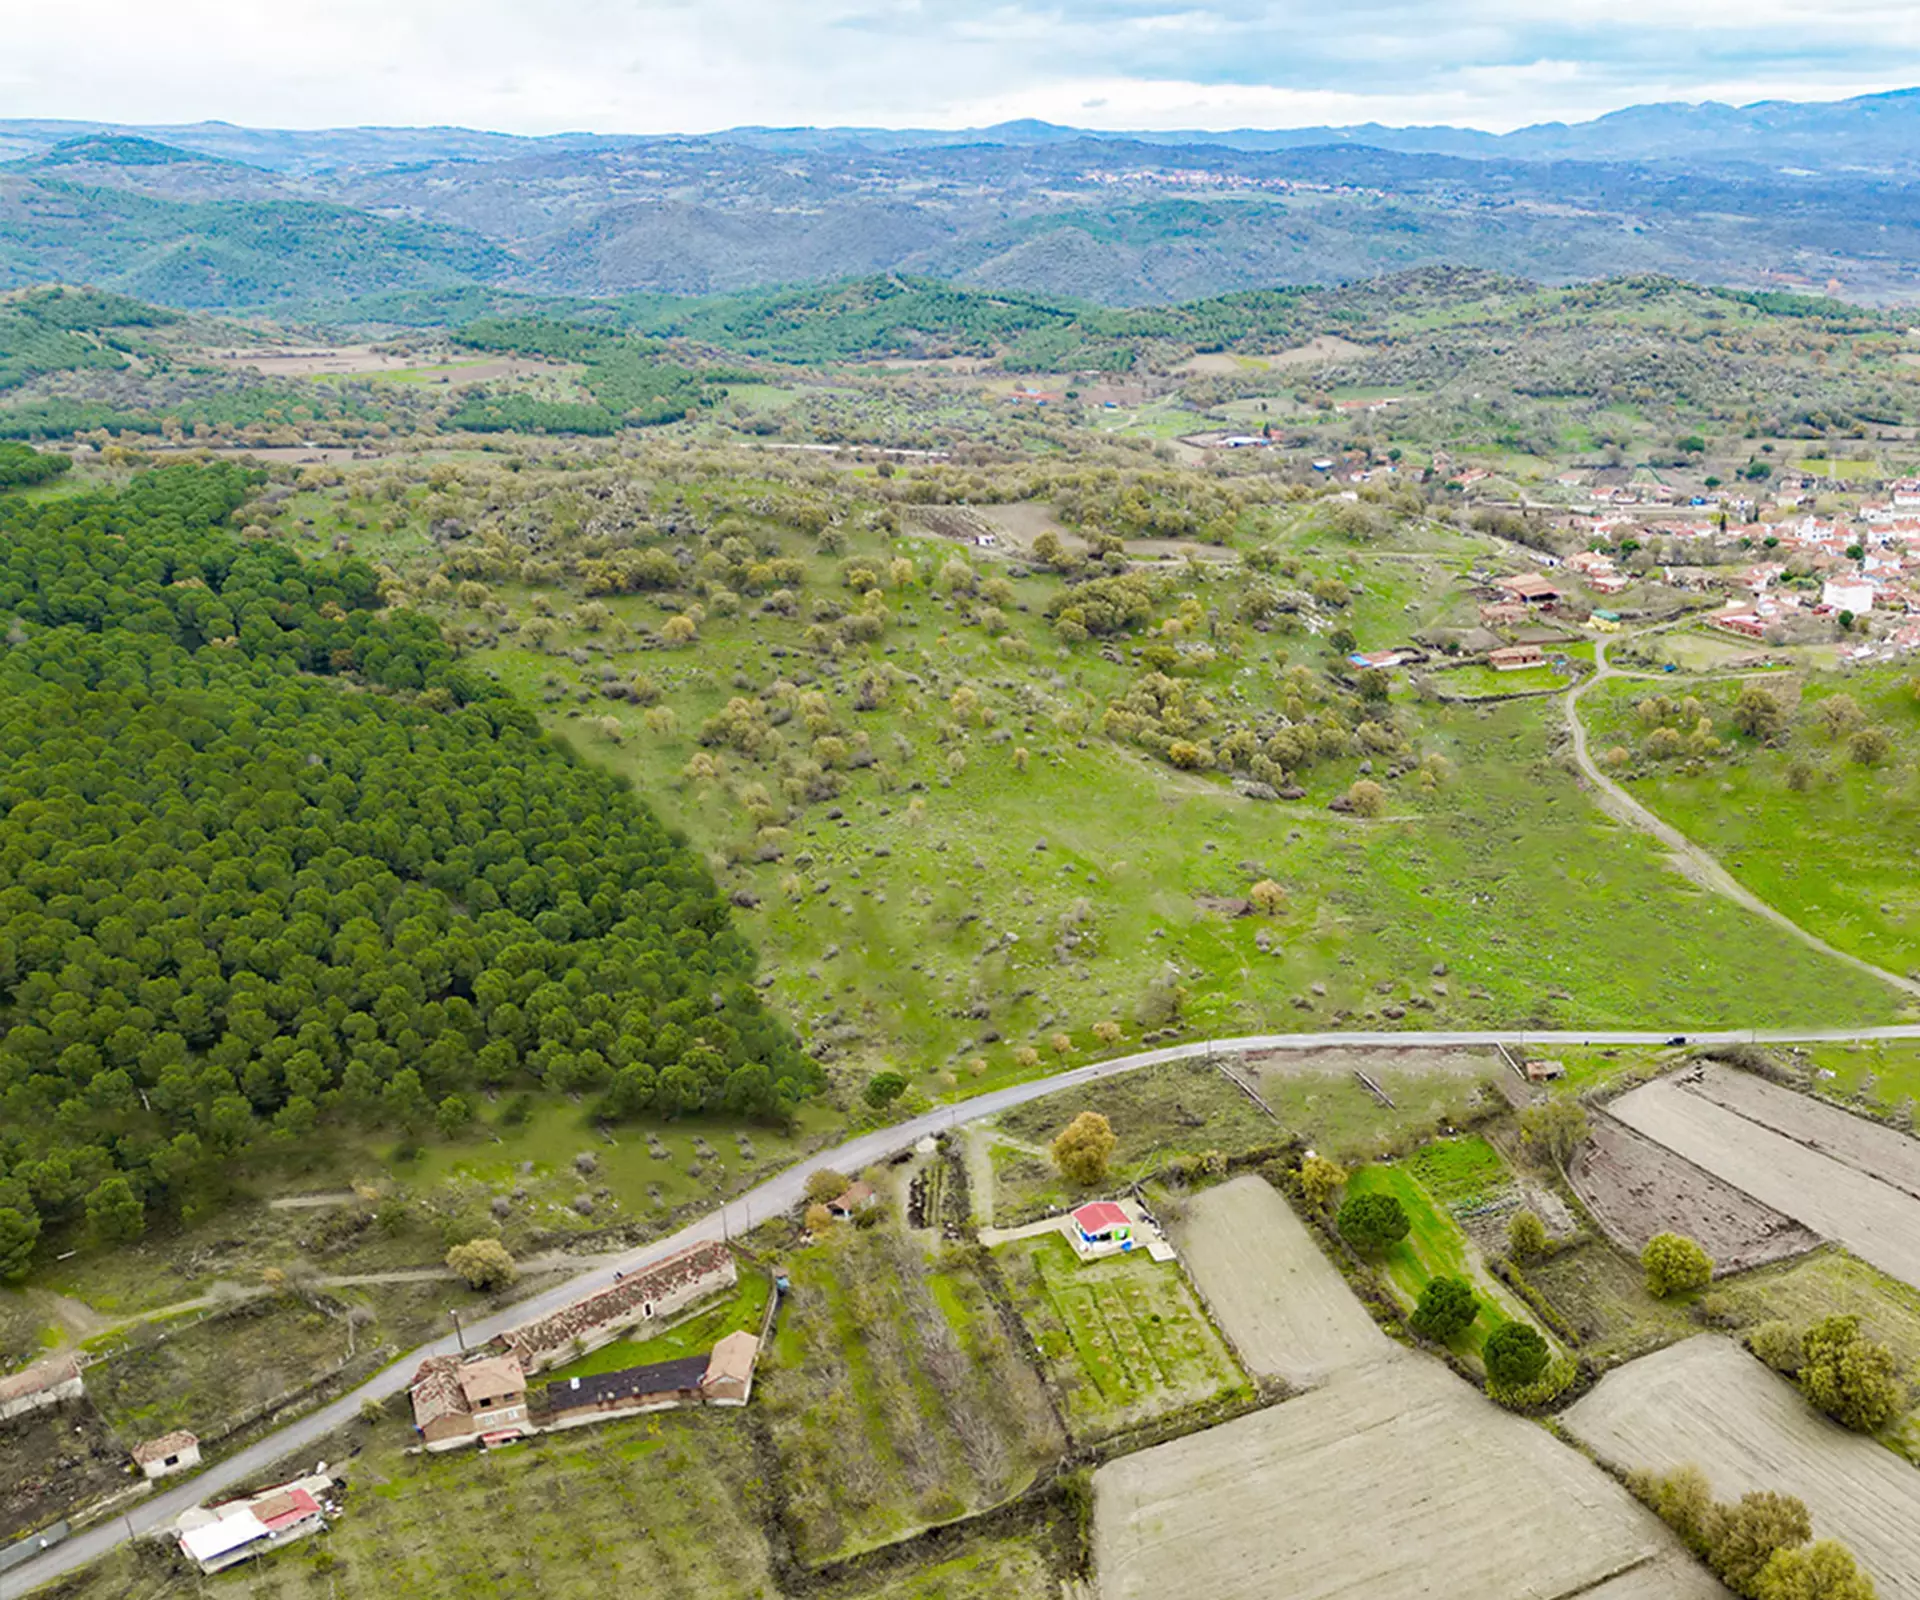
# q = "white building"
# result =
<box><xmin>1822</xmin><ymin>579</ymin><xmax>1875</xmax><ymax>614</ymax></box>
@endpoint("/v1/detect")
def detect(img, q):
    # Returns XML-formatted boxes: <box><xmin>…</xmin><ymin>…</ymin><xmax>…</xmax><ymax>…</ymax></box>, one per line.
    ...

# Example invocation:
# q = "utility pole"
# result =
<box><xmin>448</xmin><ymin>1307</ymin><xmax>466</xmax><ymax>1353</ymax></box>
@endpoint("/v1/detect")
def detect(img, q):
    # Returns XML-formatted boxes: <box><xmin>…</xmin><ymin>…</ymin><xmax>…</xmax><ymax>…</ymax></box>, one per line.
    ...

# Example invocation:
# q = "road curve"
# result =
<box><xmin>1564</xmin><ymin>633</ymin><xmax>1920</xmax><ymax>1001</ymax></box>
<box><xmin>12</xmin><ymin>1022</ymin><xmax>1920</xmax><ymax>1594</ymax></box>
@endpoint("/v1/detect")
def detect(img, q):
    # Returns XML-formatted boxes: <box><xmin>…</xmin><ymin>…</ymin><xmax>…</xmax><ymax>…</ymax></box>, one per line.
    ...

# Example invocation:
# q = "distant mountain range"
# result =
<box><xmin>4</xmin><ymin>90</ymin><xmax>1920</xmax><ymax>314</ymax></box>
<box><xmin>10</xmin><ymin>87</ymin><xmax>1920</xmax><ymax>174</ymax></box>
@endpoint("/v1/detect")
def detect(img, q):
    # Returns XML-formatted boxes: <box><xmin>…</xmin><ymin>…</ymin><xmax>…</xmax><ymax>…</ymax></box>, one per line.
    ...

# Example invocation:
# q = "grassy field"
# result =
<box><xmin>1343</xmin><ymin>1158</ymin><xmax>1550</xmax><ymax>1368</ymax></box>
<box><xmin>84</xmin><ymin>1297</ymin><xmax>353</xmax><ymax>1444</ymax></box>
<box><xmin>996</xmin><ymin>1233</ymin><xmax>1246</xmax><ymax>1440</ymax></box>
<box><xmin>40</xmin><ymin>1412</ymin><xmax>782</xmax><ymax>1600</ymax></box>
<box><xmin>1582</xmin><ymin>665</ymin><xmax>1920</xmax><ymax>980</ymax></box>
<box><xmin>265</xmin><ymin>459</ymin><xmax>1903</xmax><ymax>1123</ymax></box>
<box><xmin>543</xmin><ymin>1267</ymin><xmax>774</xmax><ymax>1382</ymax></box>
<box><xmin>1706</xmin><ymin>1245</ymin><xmax>1920</xmax><ymax>1444</ymax></box>
<box><xmin>761</xmin><ymin>1226</ymin><xmax>1064</xmax><ymax>1564</ymax></box>
<box><xmin>1430</xmin><ymin>663</ymin><xmax>1570</xmax><ymax>697</ymax></box>
<box><xmin>1799</xmin><ymin>1039</ymin><xmax>1920</xmax><ymax>1118</ymax></box>
<box><xmin>988</xmin><ymin>1058</ymin><xmax>1288</xmax><ymax>1225</ymax></box>
<box><xmin>1524</xmin><ymin>1237</ymin><xmax>1702</xmax><ymax>1365</ymax></box>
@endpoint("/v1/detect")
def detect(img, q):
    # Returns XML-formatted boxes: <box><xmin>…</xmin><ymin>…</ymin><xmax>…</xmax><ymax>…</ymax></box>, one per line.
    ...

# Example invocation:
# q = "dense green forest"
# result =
<box><xmin>0</xmin><ymin>467</ymin><xmax>814</xmax><ymax>1276</ymax></box>
<box><xmin>0</xmin><ymin>441</ymin><xmax>69</xmax><ymax>487</ymax></box>
<box><xmin>0</xmin><ymin>285</ymin><xmax>171</xmax><ymax>391</ymax></box>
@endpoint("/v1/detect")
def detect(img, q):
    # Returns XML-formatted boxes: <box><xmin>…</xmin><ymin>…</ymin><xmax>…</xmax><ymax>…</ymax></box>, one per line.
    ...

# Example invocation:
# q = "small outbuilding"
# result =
<box><xmin>1524</xmin><ymin>1059</ymin><xmax>1566</xmax><ymax>1083</ymax></box>
<box><xmin>827</xmin><ymin>1181</ymin><xmax>876</xmax><ymax>1219</ymax></box>
<box><xmin>132</xmin><ymin>1430</ymin><xmax>201</xmax><ymax>1480</ymax></box>
<box><xmin>1069</xmin><ymin>1201</ymin><xmax>1135</xmax><ymax>1260</ymax></box>
<box><xmin>1488</xmin><ymin>644</ymin><xmax>1546</xmax><ymax>672</ymax></box>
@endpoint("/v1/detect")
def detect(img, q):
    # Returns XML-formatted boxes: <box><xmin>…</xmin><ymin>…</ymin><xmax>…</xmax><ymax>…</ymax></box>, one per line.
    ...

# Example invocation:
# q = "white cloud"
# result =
<box><xmin>2</xmin><ymin>0</ymin><xmax>1919</xmax><ymax>135</ymax></box>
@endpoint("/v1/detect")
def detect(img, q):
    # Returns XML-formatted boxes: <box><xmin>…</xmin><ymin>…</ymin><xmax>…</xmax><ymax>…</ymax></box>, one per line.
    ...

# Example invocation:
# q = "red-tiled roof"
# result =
<box><xmin>504</xmin><ymin>1242</ymin><xmax>734</xmax><ymax>1368</ymax></box>
<box><xmin>254</xmin><ymin>1489</ymin><xmax>319</xmax><ymax>1532</ymax></box>
<box><xmin>1072</xmin><ymin>1202</ymin><xmax>1129</xmax><ymax>1234</ymax></box>
<box><xmin>131</xmin><ymin>1430</ymin><xmax>198</xmax><ymax>1466</ymax></box>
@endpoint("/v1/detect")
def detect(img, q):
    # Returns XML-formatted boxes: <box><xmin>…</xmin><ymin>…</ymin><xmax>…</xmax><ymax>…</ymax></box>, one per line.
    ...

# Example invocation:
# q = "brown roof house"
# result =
<box><xmin>1494</xmin><ymin>573</ymin><xmax>1563</xmax><ymax>605</ymax></box>
<box><xmin>1488</xmin><ymin>644</ymin><xmax>1546</xmax><ymax>672</ymax></box>
<box><xmin>0</xmin><ymin>1354</ymin><xmax>83</xmax><ymax>1423</ymax></box>
<box><xmin>409</xmin><ymin>1353</ymin><xmax>531</xmax><ymax>1452</ymax></box>
<box><xmin>826</xmin><ymin>1181</ymin><xmax>876</xmax><ymax>1220</ymax></box>
<box><xmin>702</xmin><ymin>1331</ymin><xmax>760</xmax><ymax>1406</ymax></box>
<box><xmin>131</xmin><ymin>1430</ymin><xmax>201</xmax><ymax>1480</ymax></box>
<box><xmin>503</xmin><ymin>1242</ymin><xmax>737</xmax><ymax>1374</ymax></box>
<box><xmin>532</xmin><ymin>1331</ymin><xmax>762</xmax><ymax>1432</ymax></box>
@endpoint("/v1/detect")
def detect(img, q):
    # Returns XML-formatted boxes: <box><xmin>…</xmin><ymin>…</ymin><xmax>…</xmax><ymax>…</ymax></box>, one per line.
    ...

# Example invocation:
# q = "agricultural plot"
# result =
<box><xmin>1523</xmin><ymin>1237</ymin><xmax>1699</xmax><ymax>1364</ymax></box>
<box><xmin>1609</xmin><ymin>1068</ymin><xmax>1920</xmax><ymax>1291</ymax></box>
<box><xmin>996</xmin><ymin>1233</ymin><xmax>1245</xmax><ymax>1440</ymax></box>
<box><xmin>1243</xmin><ymin>1046</ymin><xmax>1508</xmax><ymax>1166</ymax></box>
<box><xmin>1564</xmin><ymin>1335</ymin><xmax>1920</xmax><ymax>1600</ymax></box>
<box><xmin>85</xmin><ymin>1297</ymin><xmax>352</xmax><ymax>1443</ymax></box>
<box><xmin>0</xmin><ymin>1401</ymin><xmax>129</xmax><ymax>1545</ymax></box>
<box><xmin>1343</xmin><ymin>1160</ymin><xmax>1550</xmax><ymax>1366</ymax></box>
<box><xmin>1095</xmin><ymin>1349</ymin><xmax>1720</xmax><ymax>1600</ymax></box>
<box><xmin>1571</xmin><ymin>1113</ymin><xmax>1821</xmax><ymax>1273</ymax></box>
<box><xmin>760</xmin><ymin>1228</ymin><xmax>1064</xmax><ymax>1564</ymax></box>
<box><xmin>1170</xmin><ymin>1175</ymin><xmax>1384</xmax><ymax>1387</ymax></box>
<box><xmin>55</xmin><ymin>1413</ymin><xmax>779</xmax><ymax>1600</ymax></box>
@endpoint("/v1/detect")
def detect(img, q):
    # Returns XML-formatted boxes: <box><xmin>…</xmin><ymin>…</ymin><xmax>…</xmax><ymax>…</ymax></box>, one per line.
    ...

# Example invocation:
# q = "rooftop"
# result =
<box><xmin>131</xmin><ymin>1430</ymin><xmax>199</xmax><ymax>1466</ymax></box>
<box><xmin>536</xmin><ymin>1356</ymin><xmax>709</xmax><ymax>1413</ymax></box>
<box><xmin>1073</xmin><ymin>1201</ymin><xmax>1130</xmax><ymax>1234</ymax></box>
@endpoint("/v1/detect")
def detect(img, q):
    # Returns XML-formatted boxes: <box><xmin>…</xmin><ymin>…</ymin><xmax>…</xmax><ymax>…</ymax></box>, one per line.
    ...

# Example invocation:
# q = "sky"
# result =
<box><xmin>5</xmin><ymin>0</ymin><xmax>1920</xmax><ymax>136</ymax></box>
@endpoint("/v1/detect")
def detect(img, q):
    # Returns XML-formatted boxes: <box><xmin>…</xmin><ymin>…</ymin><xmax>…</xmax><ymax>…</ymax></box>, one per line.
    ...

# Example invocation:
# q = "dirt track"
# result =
<box><xmin>1609</xmin><ymin>1070</ymin><xmax>1920</xmax><ymax>1291</ymax></box>
<box><xmin>1571</xmin><ymin>1113</ymin><xmax>1821</xmax><ymax>1273</ymax></box>
<box><xmin>1170</xmin><ymin>1175</ymin><xmax>1384</xmax><ymax>1387</ymax></box>
<box><xmin>1565</xmin><ymin>1336</ymin><xmax>1920</xmax><ymax>1600</ymax></box>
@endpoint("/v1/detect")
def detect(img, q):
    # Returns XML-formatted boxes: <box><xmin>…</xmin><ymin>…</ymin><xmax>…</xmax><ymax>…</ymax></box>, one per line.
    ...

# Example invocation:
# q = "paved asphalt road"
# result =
<box><xmin>12</xmin><ymin>1023</ymin><xmax>1920</xmax><ymax>1594</ymax></box>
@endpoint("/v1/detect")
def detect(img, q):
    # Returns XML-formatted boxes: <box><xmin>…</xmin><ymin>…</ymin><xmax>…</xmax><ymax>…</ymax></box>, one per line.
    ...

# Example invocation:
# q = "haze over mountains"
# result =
<box><xmin>5</xmin><ymin>88</ymin><xmax>1920</xmax><ymax>314</ymax></box>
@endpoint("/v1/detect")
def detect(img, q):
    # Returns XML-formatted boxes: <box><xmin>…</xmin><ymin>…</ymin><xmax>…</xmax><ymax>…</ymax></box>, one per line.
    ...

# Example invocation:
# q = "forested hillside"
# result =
<box><xmin>0</xmin><ymin>467</ymin><xmax>813</xmax><ymax>1276</ymax></box>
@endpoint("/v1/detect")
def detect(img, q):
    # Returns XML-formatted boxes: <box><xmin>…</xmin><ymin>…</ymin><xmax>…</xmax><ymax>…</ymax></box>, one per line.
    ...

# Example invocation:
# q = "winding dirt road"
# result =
<box><xmin>1563</xmin><ymin>630</ymin><xmax>1920</xmax><ymax>1002</ymax></box>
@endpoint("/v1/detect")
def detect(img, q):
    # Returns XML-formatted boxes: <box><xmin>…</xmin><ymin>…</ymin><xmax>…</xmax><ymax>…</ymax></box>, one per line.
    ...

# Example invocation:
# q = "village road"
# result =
<box><xmin>11</xmin><ymin>1022</ymin><xmax>1920</xmax><ymax>1594</ymax></box>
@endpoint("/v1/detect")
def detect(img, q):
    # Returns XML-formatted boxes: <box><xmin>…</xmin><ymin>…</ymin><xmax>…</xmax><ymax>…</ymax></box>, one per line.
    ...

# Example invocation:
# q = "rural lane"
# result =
<box><xmin>12</xmin><ymin>1022</ymin><xmax>1920</xmax><ymax>1594</ymax></box>
<box><xmin>1563</xmin><ymin>631</ymin><xmax>1920</xmax><ymax>1001</ymax></box>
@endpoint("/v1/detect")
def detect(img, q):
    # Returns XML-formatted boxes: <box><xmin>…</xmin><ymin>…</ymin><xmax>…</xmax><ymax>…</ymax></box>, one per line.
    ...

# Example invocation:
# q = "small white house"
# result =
<box><xmin>132</xmin><ymin>1430</ymin><xmax>201</xmax><ymax>1480</ymax></box>
<box><xmin>1822</xmin><ymin>579</ymin><xmax>1875</xmax><ymax>615</ymax></box>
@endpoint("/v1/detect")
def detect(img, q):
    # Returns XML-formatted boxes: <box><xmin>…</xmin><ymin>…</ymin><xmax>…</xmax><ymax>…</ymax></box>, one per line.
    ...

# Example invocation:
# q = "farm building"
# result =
<box><xmin>409</xmin><ymin>1353</ymin><xmax>532</xmax><ymax>1451</ymax></box>
<box><xmin>1488</xmin><ymin>644</ymin><xmax>1546</xmax><ymax>671</ymax></box>
<box><xmin>1479</xmin><ymin>602</ymin><xmax>1527</xmax><ymax>626</ymax></box>
<box><xmin>1524</xmin><ymin>1059</ymin><xmax>1566</xmax><ymax>1083</ymax></box>
<box><xmin>502</xmin><ymin>1242</ymin><xmax>737</xmax><ymax>1373</ymax></box>
<box><xmin>531</xmin><ymin>1332</ymin><xmax>762</xmax><ymax>1431</ymax></box>
<box><xmin>176</xmin><ymin>1475</ymin><xmax>335</xmax><ymax>1575</ymax></box>
<box><xmin>827</xmin><ymin>1180</ymin><xmax>876</xmax><ymax>1219</ymax></box>
<box><xmin>131</xmin><ymin>1431</ymin><xmax>201</xmax><ymax>1480</ymax></box>
<box><xmin>0</xmin><ymin>1355</ymin><xmax>83</xmax><ymax>1423</ymax></box>
<box><xmin>1494</xmin><ymin>573</ymin><xmax>1563</xmax><ymax>605</ymax></box>
<box><xmin>704</xmin><ymin>1331</ymin><xmax>760</xmax><ymax>1405</ymax></box>
<box><xmin>1070</xmin><ymin>1202</ymin><xmax>1137</xmax><ymax>1261</ymax></box>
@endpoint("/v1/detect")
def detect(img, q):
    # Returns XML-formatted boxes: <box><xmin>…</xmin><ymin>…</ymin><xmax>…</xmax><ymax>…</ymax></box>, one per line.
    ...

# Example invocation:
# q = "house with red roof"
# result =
<box><xmin>1069</xmin><ymin>1201</ymin><xmax>1136</xmax><ymax>1260</ymax></box>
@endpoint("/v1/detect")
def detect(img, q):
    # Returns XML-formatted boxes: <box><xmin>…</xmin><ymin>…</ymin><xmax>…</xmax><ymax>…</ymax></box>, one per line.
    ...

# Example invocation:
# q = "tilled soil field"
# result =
<box><xmin>1564</xmin><ymin>1335</ymin><xmax>1920</xmax><ymax>1600</ymax></box>
<box><xmin>1608</xmin><ymin>1072</ymin><xmax>1920</xmax><ymax>1291</ymax></box>
<box><xmin>1095</xmin><ymin>1350</ymin><xmax>1722</xmax><ymax>1600</ymax></box>
<box><xmin>1570</xmin><ymin>1113</ymin><xmax>1821</xmax><ymax>1273</ymax></box>
<box><xmin>1685</xmin><ymin>1065</ymin><xmax>1920</xmax><ymax>1196</ymax></box>
<box><xmin>1170</xmin><ymin>1175</ymin><xmax>1384</xmax><ymax>1387</ymax></box>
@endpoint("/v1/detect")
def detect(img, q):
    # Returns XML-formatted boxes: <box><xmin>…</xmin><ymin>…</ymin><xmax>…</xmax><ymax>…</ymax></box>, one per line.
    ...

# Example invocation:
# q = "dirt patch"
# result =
<box><xmin>1565</xmin><ymin>1335</ymin><xmax>1920</xmax><ymax>1600</ymax></box>
<box><xmin>1173</xmin><ymin>336</ymin><xmax>1369</xmax><ymax>377</ymax></box>
<box><xmin>1609</xmin><ymin>1070</ymin><xmax>1920</xmax><ymax>1292</ymax></box>
<box><xmin>205</xmin><ymin>344</ymin><xmax>572</xmax><ymax>382</ymax></box>
<box><xmin>1170</xmin><ymin>1175</ymin><xmax>1383</xmax><ymax>1387</ymax></box>
<box><xmin>0</xmin><ymin>1401</ymin><xmax>130</xmax><ymax>1543</ymax></box>
<box><xmin>1571</xmin><ymin>1113</ymin><xmax>1821</xmax><ymax>1273</ymax></box>
<box><xmin>1095</xmin><ymin>1349</ymin><xmax>1718</xmax><ymax>1600</ymax></box>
